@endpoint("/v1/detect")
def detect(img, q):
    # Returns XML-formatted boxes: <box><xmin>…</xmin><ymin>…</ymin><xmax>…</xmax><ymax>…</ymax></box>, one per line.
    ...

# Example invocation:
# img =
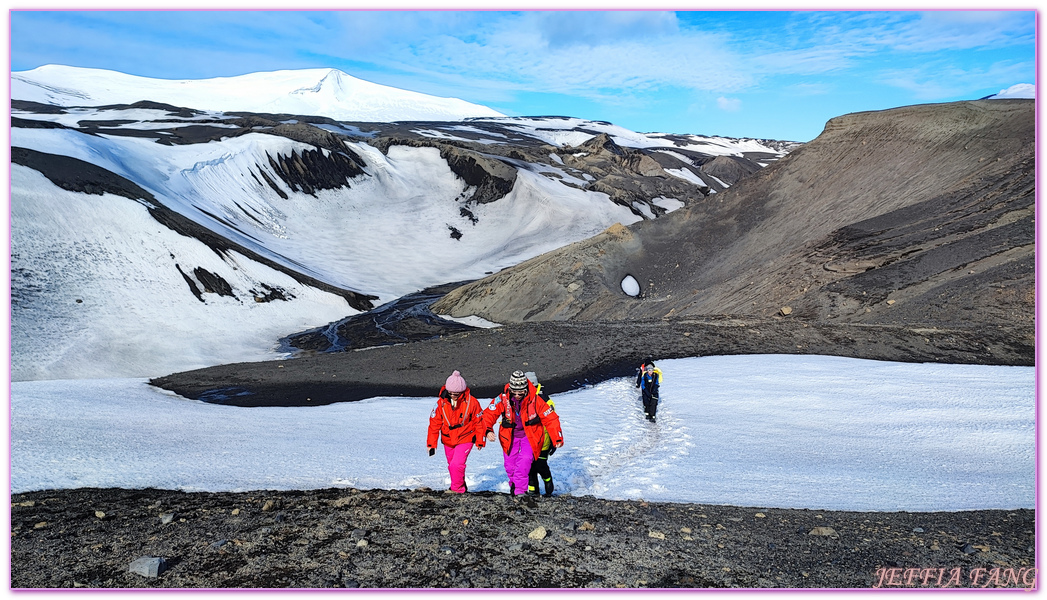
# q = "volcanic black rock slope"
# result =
<box><xmin>154</xmin><ymin>99</ymin><xmax>1034</xmax><ymax>407</ymax></box>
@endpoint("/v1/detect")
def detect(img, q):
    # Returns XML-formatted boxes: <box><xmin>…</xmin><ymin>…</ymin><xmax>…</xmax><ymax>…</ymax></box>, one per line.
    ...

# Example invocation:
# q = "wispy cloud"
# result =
<box><xmin>878</xmin><ymin>57</ymin><xmax>1036</xmax><ymax>100</ymax></box>
<box><xmin>353</xmin><ymin>13</ymin><xmax>753</xmax><ymax>101</ymax></box>
<box><xmin>717</xmin><ymin>97</ymin><xmax>742</xmax><ymax>112</ymax></box>
<box><xmin>881</xmin><ymin>11</ymin><xmax>1035</xmax><ymax>52</ymax></box>
<box><xmin>10</xmin><ymin>9</ymin><xmax>1036</xmax><ymax>141</ymax></box>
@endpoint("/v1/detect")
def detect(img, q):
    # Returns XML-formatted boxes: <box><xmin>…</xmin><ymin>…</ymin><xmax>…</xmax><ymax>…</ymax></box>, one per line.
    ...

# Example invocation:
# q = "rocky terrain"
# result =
<box><xmin>432</xmin><ymin>100</ymin><xmax>1034</xmax><ymax>330</ymax></box>
<box><xmin>11</xmin><ymin>487</ymin><xmax>1035</xmax><ymax>589</ymax></box>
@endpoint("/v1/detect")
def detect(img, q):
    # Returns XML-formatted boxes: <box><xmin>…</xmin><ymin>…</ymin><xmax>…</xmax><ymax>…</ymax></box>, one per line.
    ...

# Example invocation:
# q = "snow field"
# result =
<box><xmin>12</xmin><ymin>66</ymin><xmax>504</xmax><ymax>122</ymax></box>
<box><xmin>10</xmin><ymin>355</ymin><xmax>1033</xmax><ymax>512</ymax></box>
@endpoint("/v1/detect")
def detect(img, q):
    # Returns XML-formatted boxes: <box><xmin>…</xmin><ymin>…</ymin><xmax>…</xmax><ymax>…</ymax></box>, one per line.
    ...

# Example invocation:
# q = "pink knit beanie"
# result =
<box><xmin>445</xmin><ymin>370</ymin><xmax>467</xmax><ymax>394</ymax></box>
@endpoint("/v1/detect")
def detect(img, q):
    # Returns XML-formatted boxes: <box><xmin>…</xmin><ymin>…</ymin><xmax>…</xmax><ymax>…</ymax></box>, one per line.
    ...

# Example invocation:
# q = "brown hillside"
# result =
<box><xmin>431</xmin><ymin>100</ymin><xmax>1034</xmax><ymax>332</ymax></box>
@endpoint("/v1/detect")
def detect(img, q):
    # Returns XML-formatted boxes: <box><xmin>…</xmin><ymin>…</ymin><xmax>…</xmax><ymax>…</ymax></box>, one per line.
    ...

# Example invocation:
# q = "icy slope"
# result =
<box><xmin>12</xmin><ymin>65</ymin><xmax>505</xmax><ymax>122</ymax></box>
<box><xmin>11</xmin><ymin>165</ymin><xmax>353</xmax><ymax>380</ymax></box>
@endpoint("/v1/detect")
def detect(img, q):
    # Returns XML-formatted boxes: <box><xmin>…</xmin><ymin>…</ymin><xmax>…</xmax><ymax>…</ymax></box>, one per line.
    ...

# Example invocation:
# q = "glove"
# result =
<box><xmin>428</xmin><ymin>448</ymin><xmax>435</xmax><ymax>457</ymax></box>
<box><xmin>548</xmin><ymin>445</ymin><xmax>557</xmax><ymax>456</ymax></box>
<box><xmin>501</xmin><ymin>418</ymin><xmax>513</xmax><ymax>429</ymax></box>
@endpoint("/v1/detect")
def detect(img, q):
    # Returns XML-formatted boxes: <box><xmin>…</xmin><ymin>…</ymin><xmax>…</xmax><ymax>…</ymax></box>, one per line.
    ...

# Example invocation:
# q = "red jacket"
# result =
<box><xmin>480</xmin><ymin>380</ymin><xmax>563</xmax><ymax>459</ymax></box>
<box><xmin>427</xmin><ymin>387</ymin><xmax>486</xmax><ymax>449</ymax></box>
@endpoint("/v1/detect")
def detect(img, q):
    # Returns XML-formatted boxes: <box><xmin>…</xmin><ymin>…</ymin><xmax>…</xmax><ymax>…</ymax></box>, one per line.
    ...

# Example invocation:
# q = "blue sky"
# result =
<box><xmin>9</xmin><ymin>9</ymin><xmax>1036</xmax><ymax>141</ymax></box>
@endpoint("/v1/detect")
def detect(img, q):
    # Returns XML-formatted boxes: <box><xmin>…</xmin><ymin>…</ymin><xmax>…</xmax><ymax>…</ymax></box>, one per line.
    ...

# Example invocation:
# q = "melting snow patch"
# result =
<box><xmin>665</xmin><ymin>168</ymin><xmax>706</xmax><ymax>187</ymax></box>
<box><xmin>652</xmin><ymin>197</ymin><xmax>685</xmax><ymax>213</ymax></box>
<box><xmin>632</xmin><ymin>201</ymin><xmax>656</xmax><ymax>220</ymax></box>
<box><xmin>436</xmin><ymin>314</ymin><xmax>502</xmax><ymax>328</ymax></box>
<box><xmin>621</xmin><ymin>275</ymin><xmax>640</xmax><ymax>296</ymax></box>
<box><xmin>708</xmin><ymin>174</ymin><xmax>730</xmax><ymax>188</ymax></box>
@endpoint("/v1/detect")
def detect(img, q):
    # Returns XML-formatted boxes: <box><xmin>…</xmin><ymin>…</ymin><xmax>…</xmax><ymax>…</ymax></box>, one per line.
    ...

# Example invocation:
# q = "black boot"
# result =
<box><xmin>543</xmin><ymin>479</ymin><xmax>554</xmax><ymax>497</ymax></box>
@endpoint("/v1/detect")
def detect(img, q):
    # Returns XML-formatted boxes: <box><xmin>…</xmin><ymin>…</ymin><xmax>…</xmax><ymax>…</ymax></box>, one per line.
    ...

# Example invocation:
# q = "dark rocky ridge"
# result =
<box><xmin>11</xmin><ymin>487</ymin><xmax>1035</xmax><ymax>589</ymax></box>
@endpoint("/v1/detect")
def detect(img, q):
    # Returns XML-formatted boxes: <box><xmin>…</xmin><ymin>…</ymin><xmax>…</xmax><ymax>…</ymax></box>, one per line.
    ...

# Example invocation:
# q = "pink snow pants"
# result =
<box><xmin>503</xmin><ymin>438</ymin><xmax>535</xmax><ymax>495</ymax></box>
<box><xmin>443</xmin><ymin>443</ymin><xmax>473</xmax><ymax>493</ymax></box>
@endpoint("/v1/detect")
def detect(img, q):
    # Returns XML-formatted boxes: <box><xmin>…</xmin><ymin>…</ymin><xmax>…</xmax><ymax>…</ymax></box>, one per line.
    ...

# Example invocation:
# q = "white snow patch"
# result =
<box><xmin>13</xmin><ymin>65</ymin><xmax>504</xmax><ymax>122</ymax></box>
<box><xmin>621</xmin><ymin>275</ymin><xmax>641</xmax><ymax>296</ymax></box>
<box><xmin>665</xmin><ymin>167</ymin><xmax>707</xmax><ymax>187</ymax></box>
<box><xmin>707</xmin><ymin>174</ymin><xmax>730</xmax><ymax>188</ymax></box>
<box><xmin>652</xmin><ymin>197</ymin><xmax>685</xmax><ymax>212</ymax></box>
<box><xmin>631</xmin><ymin>201</ymin><xmax>656</xmax><ymax>220</ymax></box>
<box><xmin>436</xmin><ymin>314</ymin><xmax>502</xmax><ymax>328</ymax></box>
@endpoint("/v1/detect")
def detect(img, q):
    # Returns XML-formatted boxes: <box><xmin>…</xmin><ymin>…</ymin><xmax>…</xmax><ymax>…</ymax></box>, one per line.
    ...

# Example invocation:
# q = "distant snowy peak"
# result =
<box><xmin>987</xmin><ymin>83</ymin><xmax>1035</xmax><ymax>100</ymax></box>
<box><xmin>11</xmin><ymin>64</ymin><xmax>505</xmax><ymax>122</ymax></box>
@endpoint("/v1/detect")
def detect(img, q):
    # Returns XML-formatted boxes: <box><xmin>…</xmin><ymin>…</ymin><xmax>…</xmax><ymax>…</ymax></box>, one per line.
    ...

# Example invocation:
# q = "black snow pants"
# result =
<box><xmin>642</xmin><ymin>389</ymin><xmax>659</xmax><ymax>420</ymax></box>
<box><xmin>528</xmin><ymin>447</ymin><xmax>553</xmax><ymax>495</ymax></box>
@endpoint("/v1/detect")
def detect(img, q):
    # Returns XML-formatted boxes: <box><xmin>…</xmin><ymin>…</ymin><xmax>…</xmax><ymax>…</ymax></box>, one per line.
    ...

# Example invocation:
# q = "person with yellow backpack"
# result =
<box><xmin>524</xmin><ymin>372</ymin><xmax>557</xmax><ymax>497</ymax></box>
<box><xmin>480</xmin><ymin>370</ymin><xmax>563</xmax><ymax>496</ymax></box>
<box><xmin>635</xmin><ymin>360</ymin><xmax>663</xmax><ymax>422</ymax></box>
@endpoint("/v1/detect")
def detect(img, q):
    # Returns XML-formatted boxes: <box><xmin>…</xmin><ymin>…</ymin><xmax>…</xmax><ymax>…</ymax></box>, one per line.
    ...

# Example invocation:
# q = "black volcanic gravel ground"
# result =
<box><xmin>10</xmin><ymin>487</ymin><xmax>1035</xmax><ymax>590</ymax></box>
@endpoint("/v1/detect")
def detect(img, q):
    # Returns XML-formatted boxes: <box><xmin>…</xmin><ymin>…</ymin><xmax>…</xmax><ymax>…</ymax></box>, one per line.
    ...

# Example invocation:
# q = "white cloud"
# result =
<box><xmin>717</xmin><ymin>96</ymin><xmax>742</xmax><ymax>112</ymax></box>
<box><xmin>530</xmin><ymin>11</ymin><xmax>680</xmax><ymax>47</ymax></box>
<box><xmin>888</xmin><ymin>11</ymin><xmax>1035</xmax><ymax>52</ymax></box>
<box><xmin>387</xmin><ymin>24</ymin><xmax>754</xmax><ymax>100</ymax></box>
<box><xmin>878</xmin><ymin>59</ymin><xmax>1036</xmax><ymax>100</ymax></box>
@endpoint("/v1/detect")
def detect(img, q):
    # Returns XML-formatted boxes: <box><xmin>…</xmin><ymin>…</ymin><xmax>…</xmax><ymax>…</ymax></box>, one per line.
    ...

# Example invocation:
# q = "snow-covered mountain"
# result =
<box><xmin>12</xmin><ymin>65</ymin><xmax>505</xmax><ymax>122</ymax></box>
<box><xmin>11</xmin><ymin>66</ymin><xmax>796</xmax><ymax>381</ymax></box>
<box><xmin>987</xmin><ymin>83</ymin><xmax>1035</xmax><ymax>99</ymax></box>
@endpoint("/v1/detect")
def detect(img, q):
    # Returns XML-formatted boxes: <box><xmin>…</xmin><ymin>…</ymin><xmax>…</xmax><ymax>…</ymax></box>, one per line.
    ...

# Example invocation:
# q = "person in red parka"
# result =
<box><xmin>427</xmin><ymin>370</ymin><xmax>486</xmax><ymax>493</ymax></box>
<box><xmin>480</xmin><ymin>370</ymin><xmax>563</xmax><ymax>495</ymax></box>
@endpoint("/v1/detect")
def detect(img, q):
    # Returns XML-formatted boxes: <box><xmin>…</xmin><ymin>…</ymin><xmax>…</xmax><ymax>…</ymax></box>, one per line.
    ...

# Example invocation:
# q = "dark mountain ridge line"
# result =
<box><xmin>13</xmin><ymin>98</ymin><xmax>775</xmax><ymax>218</ymax></box>
<box><xmin>11</xmin><ymin>147</ymin><xmax>378</xmax><ymax>311</ymax></box>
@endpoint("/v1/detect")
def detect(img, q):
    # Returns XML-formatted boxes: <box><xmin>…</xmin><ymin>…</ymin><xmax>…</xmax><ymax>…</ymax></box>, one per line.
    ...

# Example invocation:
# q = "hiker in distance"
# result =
<box><xmin>426</xmin><ymin>370</ymin><xmax>486</xmax><ymax>493</ymax></box>
<box><xmin>636</xmin><ymin>360</ymin><xmax>663</xmax><ymax>422</ymax></box>
<box><xmin>481</xmin><ymin>370</ymin><xmax>563</xmax><ymax>495</ymax></box>
<box><xmin>524</xmin><ymin>371</ymin><xmax>558</xmax><ymax>497</ymax></box>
